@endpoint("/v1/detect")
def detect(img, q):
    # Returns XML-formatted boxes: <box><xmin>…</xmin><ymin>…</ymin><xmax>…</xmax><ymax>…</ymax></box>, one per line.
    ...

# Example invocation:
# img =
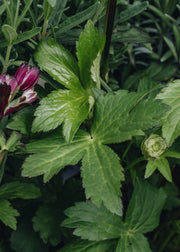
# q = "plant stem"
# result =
<box><xmin>121</xmin><ymin>139</ymin><xmax>134</xmax><ymax>163</ymax></box>
<box><xmin>41</xmin><ymin>19</ymin><xmax>48</xmax><ymax>40</ymax></box>
<box><xmin>2</xmin><ymin>44</ymin><xmax>12</xmax><ymax>73</ymax></box>
<box><xmin>101</xmin><ymin>0</ymin><xmax>117</xmax><ymax>80</ymax></box>
<box><xmin>158</xmin><ymin>229</ymin><xmax>175</xmax><ymax>252</ymax></box>
<box><xmin>125</xmin><ymin>157</ymin><xmax>145</xmax><ymax>171</ymax></box>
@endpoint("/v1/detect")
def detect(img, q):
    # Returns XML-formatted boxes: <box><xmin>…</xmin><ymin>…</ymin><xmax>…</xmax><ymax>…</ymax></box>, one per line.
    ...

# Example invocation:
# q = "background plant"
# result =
<box><xmin>0</xmin><ymin>0</ymin><xmax>180</xmax><ymax>252</ymax></box>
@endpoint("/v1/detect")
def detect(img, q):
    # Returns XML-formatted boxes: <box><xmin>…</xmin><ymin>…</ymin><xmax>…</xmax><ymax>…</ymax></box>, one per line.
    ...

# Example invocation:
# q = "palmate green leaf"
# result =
<box><xmin>81</xmin><ymin>141</ymin><xmax>124</xmax><ymax>216</ymax></box>
<box><xmin>91</xmin><ymin>90</ymin><xmax>168</xmax><ymax>144</ymax></box>
<box><xmin>115</xmin><ymin>233</ymin><xmax>152</xmax><ymax>252</ymax></box>
<box><xmin>62</xmin><ymin>201</ymin><xmax>127</xmax><ymax>241</ymax></box>
<box><xmin>0</xmin><ymin>199</ymin><xmax>19</xmax><ymax>230</ymax></box>
<box><xmin>156</xmin><ymin>80</ymin><xmax>180</xmax><ymax>146</ymax></box>
<box><xmin>22</xmin><ymin>130</ymin><xmax>90</xmax><ymax>182</ymax></box>
<box><xmin>33</xmin><ymin>31</ymin><xmax>102</xmax><ymax>141</ymax></box>
<box><xmin>22</xmin><ymin>129</ymin><xmax>123</xmax><ymax>215</ymax></box>
<box><xmin>0</xmin><ymin>182</ymin><xmax>41</xmax><ymax>199</ymax></box>
<box><xmin>29</xmin><ymin>89</ymin><xmax>167</xmax><ymax>215</ymax></box>
<box><xmin>86</xmin><ymin>240</ymin><xmax>117</xmax><ymax>252</ymax></box>
<box><xmin>24</xmin><ymin>129</ymin><xmax>66</xmax><ymax>153</ymax></box>
<box><xmin>32</xmin><ymin>88</ymin><xmax>91</xmax><ymax>142</ymax></box>
<box><xmin>34</xmin><ymin>39</ymin><xmax>81</xmax><ymax>90</ymax></box>
<box><xmin>137</xmin><ymin>77</ymin><xmax>163</xmax><ymax>98</ymax></box>
<box><xmin>62</xmin><ymin>180</ymin><xmax>165</xmax><ymax>251</ymax></box>
<box><xmin>76</xmin><ymin>20</ymin><xmax>105</xmax><ymax>89</ymax></box>
<box><xmin>58</xmin><ymin>239</ymin><xmax>117</xmax><ymax>252</ymax></box>
<box><xmin>125</xmin><ymin>179</ymin><xmax>166</xmax><ymax>234</ymax></box>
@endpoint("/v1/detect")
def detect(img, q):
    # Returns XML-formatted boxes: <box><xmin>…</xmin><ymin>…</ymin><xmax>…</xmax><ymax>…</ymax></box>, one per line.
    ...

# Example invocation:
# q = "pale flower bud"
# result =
<box><xmin>141</xmin><ymin>134</ymin><xmax>167</xmax><ymax>159</ymax></box>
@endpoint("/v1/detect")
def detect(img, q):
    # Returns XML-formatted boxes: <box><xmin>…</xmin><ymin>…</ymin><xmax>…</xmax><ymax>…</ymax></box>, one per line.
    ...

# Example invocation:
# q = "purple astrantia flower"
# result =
<box><xmin>0</xmin><ymin>74</ymin><xmax>18</xmax><ymax>93</ymax></box>
<box><xmin>5</xmin><ymin>90</ymin><xmax>38</xmax><ymax>116</ymax></box>
<box><xmin>15</xmin><ymin>63</ymin><xmax>40</xmax><ymax>91</ymax></box>
<box><xmin>0</xmin><ymin>63</ymin><xmax>39</xmax><ymax>121</ymax></box>
<box><xmin>0</xmin><ymin>84</ymin><xmax>11</xmax><ymax>121</ymax></box>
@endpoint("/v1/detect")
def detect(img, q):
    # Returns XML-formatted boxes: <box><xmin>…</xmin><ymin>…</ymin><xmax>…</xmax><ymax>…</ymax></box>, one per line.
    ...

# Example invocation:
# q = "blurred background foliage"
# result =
<box><xmin>1</xmin><ymin>0</ymin><xmax>180</xmax><ymax>91</ymax></box>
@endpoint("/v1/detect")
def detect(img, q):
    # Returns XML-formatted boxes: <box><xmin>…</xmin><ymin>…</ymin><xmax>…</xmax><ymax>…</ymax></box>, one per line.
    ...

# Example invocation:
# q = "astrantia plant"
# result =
<box><xmin>0</xmin><ymin>1</ymin><xmax>180</xmax><ymax>252</ymax></box>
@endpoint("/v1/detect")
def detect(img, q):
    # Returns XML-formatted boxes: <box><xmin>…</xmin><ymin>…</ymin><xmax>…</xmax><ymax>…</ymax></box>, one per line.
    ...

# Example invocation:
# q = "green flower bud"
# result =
<box><xmin>141</xmin><ymin>134</ymin><xmax>167</xmax><ymax>159</ymax></box>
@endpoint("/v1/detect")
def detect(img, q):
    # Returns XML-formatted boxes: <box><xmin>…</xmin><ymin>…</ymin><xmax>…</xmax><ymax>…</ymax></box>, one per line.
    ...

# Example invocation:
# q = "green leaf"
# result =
<box><xmin>163</xmin><ymin>36</ymin><xmax>178</xmax><ymax>62</ymax></box>
<box><xmin>34</xmin><ymin>39</ymin><xmax>81</xmax><ymax>90</ymax></box>
<box><xmin>2</xmin><ymin>24</ymin><xmax>17</xmax><ymax>44</ymax></box>
<box><xmin>15</xmin><ymin>27</ymin><xmax>41</xmax><ymax>45</ymax></box>
<box><xmin>123</xmin><ymin>62</ymin><xmax>177</xmax><ymax>90</ymax></box>
<box><xmin>115</xmin><ymin>233</ymin><xmax>152</xmax><ymax>252</ymax></box>
<box><xmin>145</xmin><ymin>153</ymin><xmax>173</xmax><ymax>182</ymax></box>
<box><xmin>0</xmin><ymin>2</ymin><xmax>8</xmax><ymax>16</ymax></box>
<box><xmin>119</xmin><ymin>2</ymin><xmax>149</xmax><ymax>23</ymax></box>
<box><xmin>16</xmin><ymin>0</ymin><xmax>33</xmax><ymax>28</ymax></box>
<box><xmin>173</xmin><ymin>23</ymin><xmax>180</xmax><ymax>53</ymax></box>
<box><xmin>137</xmin><ymin>77</ymin><xmax>163</xmax><ymax>98</ymax></box>
<box><xmin>91</xmin><ymin>90</ymin><xmax>167</xmax><ymax>144</ymax></box>
<box><xmin>47</xmin><ymin>0</ymin><xmax>56</xmax><ymax>7</ymax></box>
<box><xmin>58</xmin><ymin>239</ymin><xmax>96</xmax><ymax>252</ymax></box>
<box><xmin>10</xmin><ymin>218</ymin><xmax>48</xmax><ymax>252</ymax></box>
<box><xmin>58</xmin><ymin>239</ymin><xmax>116</xmax><ymax>252</ymax></box>
<box><xmin>56</xmin><ymin>2</ymin><xmax>99</xmax><ymax>35</ymax></box>
<box><xmin>155</xmin><ymin>158</ymin><xmax>172</xmax><ymax>182</ymax></box>
<box><xmin>32</xmin><ymin>89</ymin><xmax>91</xmax><ymax>142</ymax></box>
<box><xmin>163</xmin><ymin>150</ymin><xmax>180</xmax><ymax>159</ymax></box>
<box><xmin>163</xmin><ymin>183</ymin><xmax>180</xmax><ymax>210</ymax></box>
<box><xmin>0</xmin><ymin>199</ymin><xmax>19</xmax><ymax>230</ymax></box>
<box><xmin>43</xmin><ymin>0</ymin><xmax>56</xmax><ymax>20</ymax></box>
<box><xmin>7</xmin><ymin>107</ymin><xmax>34</xmax><ymax>135</ymax></box>
<box><xmin>24</xmin><ymin>129</ymin><xmax>65</xmax><ymax>153</ymax></box>
<box><xmin>145</xmin><ymin>159</ymin><xmax>157</xmax><ymax>178</ymax></box>
<box><xmin>112</xmin><ymin>28</ymin><xmax>152</xmax><ymax>43</ymax></box>
<box><xmin>33</xmin><ymin>204</ymin><xmax>62</xmax><ymax>246</ymax></box>
<box><xmin>0</xmin><ymin>182</ymin><xmax>41</xmax><ymax>199</ymax></box>
<box><xmin>76</xmin><ymin>20</ymin><xmax>105</xmax><ymax>89</ymax></box>
<box><xmin>62</xmin><ymin>201</ymin><xmax>127</xmax><ymax>241</ymax></box>
<box><xmin>86</xmin><ymin>240</ymin><xmax>117</xmax><ymax>252</ymax></box>
<box><xmin>49</xmin><ymin>0</ymin><xmax>67</xmax><ymax>26</ymax></box>
<box><xmin>0</xmin><ymin>133</ymin><xmax>6</xmax><ymax>149</ymax></box>
<box><xmin>81</xmin><ymin>141</ymin><xmax>124</xmax><ymax>216</ymax></box>
<box><xmin>125</xmin><ymin>179</ymin><xmax>167</xmax><ymax>233</ymax></box>
<box><xmin>62</xmin><ymin>180</ymin><xmax>165</xmax><ymax>251</ymax></box>
<box><xmin>156</xmin><ymin>80</ymin><xmax>180</xmax><ymax>146</ymax></box>
<box><xmin>22</xmin><ymin>130</ymin><xmax>89</xmax><ymax>182</ymax></box>
<box><xmin>5</xmin><ymin>131</ymin><xmax>21</xmax><ymax>152</ymax></box>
